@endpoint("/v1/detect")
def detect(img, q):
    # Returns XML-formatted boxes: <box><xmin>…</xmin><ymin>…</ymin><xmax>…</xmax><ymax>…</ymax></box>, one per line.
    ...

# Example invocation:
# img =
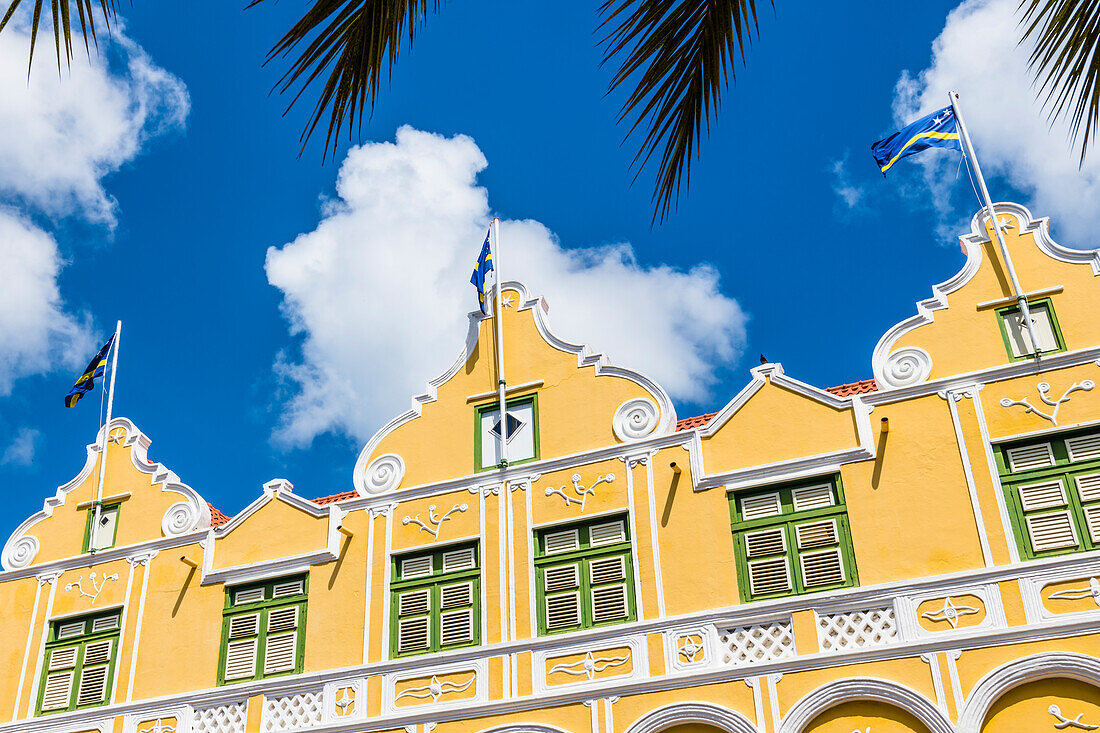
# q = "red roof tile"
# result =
<box><xmin>825</xmin><ymin>379</ymin><xmax>879</xmax><ymax>397</ymax></box>
<box><xmin>208</xmin><ymin>503</ymin><xmax>231</xmax><ymax>527</ymax></box>
<box><xmin>676</xmin><ymin>412</ymin><xmax>717</xmax><ymax>431</ymax></box>
<box><xmin>312</xmin><ymin>490</ymin><xmax>358</xmax><ymax>505</ymax></box>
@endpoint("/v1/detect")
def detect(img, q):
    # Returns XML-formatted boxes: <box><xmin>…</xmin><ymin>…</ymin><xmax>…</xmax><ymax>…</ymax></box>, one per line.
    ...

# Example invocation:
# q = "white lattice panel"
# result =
<box><xmin>193</xmin><ymin>702</ymin><xmax>247</xmax><ymax>733</ymax></box>
<box><xmin>817</xmin><ymin>606</ymin><xmax>898</xmax><ymax>652</ymax></box>
<box><xmin>263</xmin><ymin>690</ymin><xmax>323</xmax><ymax>731</ymax></box>
<box><xmin>718</xmin><ymin>620</ymin><xmax>795</xmax><ymax>665</ymax></box>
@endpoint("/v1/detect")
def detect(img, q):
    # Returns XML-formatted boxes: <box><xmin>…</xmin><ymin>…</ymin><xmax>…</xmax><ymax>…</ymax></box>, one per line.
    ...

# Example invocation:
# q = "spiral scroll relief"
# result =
<box><xmin>363</xmin><ymin>453</ymin><xmax>405</xmax><ymax>495</ymax></box>
<box><xmin>880</xmin><ymin>347</ymin><xmax>933</xmax><ymax>388</ymax></box>
<box><xmin>2</xmin><ymin>534</ymin><xmax>39</xmax><ymax>570</ymax></box>
<box><xmin>613</xmin><ymin>398</ymin><xmax>660</xmax><ymax>442</ymax></box>
<box><xmin>162</xmin><ymin>501</ymin><xmax>201</xmax><ymax>536</ymax></box>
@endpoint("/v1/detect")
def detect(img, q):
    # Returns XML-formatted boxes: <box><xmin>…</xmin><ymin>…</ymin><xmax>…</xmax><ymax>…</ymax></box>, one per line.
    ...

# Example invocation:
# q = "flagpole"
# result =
<box><xmin>490</xmin><ymin>219</ymin><xmax>509</xmax><ymax>467</ymax></box>
<box><xmin>91</xmin><ymin>320</ymin><xmax>122</xmax><ymax>553</ymax></box>
<box><xmin>949</xmin><ymin>91</ymin><xmax>1042</xmax><ymax>358</ymax></box>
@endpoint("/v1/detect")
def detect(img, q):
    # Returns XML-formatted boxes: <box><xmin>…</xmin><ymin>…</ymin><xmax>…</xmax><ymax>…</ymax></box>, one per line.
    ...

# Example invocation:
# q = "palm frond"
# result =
<box><xmin>0</xmin><ymin>0</ymin><xmax>113</xmax><ymax>73</ymax></box>
<box><xmin>249</xmin><ymin>0</ymin><xmax>441</xmax><ymax>162</ymax></box>
<box><xmin>599</xmin><ymin>0</ymin><xmax>765</xmax><ymax>224</ymax></box>
<box><xmin>1019</xmin><ymin>0</ymin><xmax>1100</xmax><ymax>165</ymax></box>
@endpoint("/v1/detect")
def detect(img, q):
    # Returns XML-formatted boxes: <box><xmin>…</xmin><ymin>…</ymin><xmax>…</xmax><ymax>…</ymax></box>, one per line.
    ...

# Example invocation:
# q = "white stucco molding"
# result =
<box><xmin>1</xmin><ymin>417</ymin><xmax>211</xmax><ymax>571</ymax></box>
<box><xmin>956</xmin><ymin>651</ymin><xmax>1100</xmax><ymax>732</ymax></box>
<box><xmin>624</xmin><ymin>701</ymin><xmax>760</xmax><ymax>733</ymax></box>
<box><xmin>873</xmin><ymin>202</ymin><xmax>1100</xmax><ymax>391</ymax></box>
<box><xmin>779</xmin><ymin>677</ymin><xmax>953</xmax><ymax>733</ymax></box>
<box><xmin>199</xmin><ymin>479</ymin><xmax>349</xmax><ymax>585</ymax></box>
<box><xmin>352</xmin><ymin>281</ymin><xmax>676</xmax><ymax>496</ymax></box>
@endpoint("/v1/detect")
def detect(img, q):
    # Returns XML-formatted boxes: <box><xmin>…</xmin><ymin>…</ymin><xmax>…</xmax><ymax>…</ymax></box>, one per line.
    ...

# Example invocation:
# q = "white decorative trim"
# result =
<box><xmin>945</xmin><ymin>649</ymin><xmax>964</xmax><ymax>717</ymax></box>
<box><xmin>383</xmin><ymin>658</ymin><xmax>488</xmax><ymax>715</ymax></box>
<box><xmin>1050</xmin><ymin>577</ymin><xmax>1100</xmax><ymax>606</ymax></box>
<box><xmin>1022</xmin><ymin>565</ymin><xmax>1100</xmax><ymax>624</ymax></box>
<box><xmin>352</xmin><ymin>281</ymin><xmax>676</xmax><ymax>495</ymax></box>
<box><xmin>872</xmin><ymin>201</ymin><xmax>1100</xmax><ymax>393</ymax></box>
<box><xmin>880</xmin><ymin>347</ymin><xmax>934</xmax><ymax>388</ymax></box>
<box><xmin>920</xmin><ymin>652</ymin><xmax>949</xmax><ymax>715</ymax></box>
<box><xmin>543</xmin><ymin>473</ymin><xmax>615</xmax><ymax>512</ymax></box>
<box><xmin>125</xmin><ymin>551</ymin><xmax>157</xmax><ymax>702</ymax></box>
<box><xmin>778</xmin><ymin>677</ymin><xmax>954</xmax><ymax>733</ymax></box>
<box><xmin>970</xmin><ymin>388</ymin><xmax>1023</xmax><ymax>563</ymax></box>
<box><xmin>921</xmin><ymin>596</ymin><xmax>981</xmax><ymax>629</ymax></box>
<box><xmin>664</xmin><ymin>626</ymin><xmax>714</xmax><ymax>672</ymax></box>
<box><xmin>2</xmin><ymin>417</ymin><xmax>211</xmax><ymax>571</ymax></box>
<box><xmin>624</xmin><ymin>701</ymin><xmax>759</xmax><ymax>733</ymax></box>
<box><xmin>122</xmin><ymin>708</ymin><xmax>192</xmax><ymax>733</ymax></box>
<box><xmin>533</xmin><ymin>635</ymin><xmax>647</xmax><ymax>696</ymax></box>
<box><xmin>402</xmin><ymin>503</ymin><xmax>468</xmax><ymax>538</ymax></box>
<box><xmin>11</xmin><ymin>577</ymin><xmax>45</xmax><ymax>721</ymax></box>
<box><xmin>746</xmin><ymin>677</ymin><xmax>765</xmax><ymax>730</ymax></box>
<box><xmin>642</xmin><ymin>458</ymin><xmax>666</xmax><ymax>618</ymax></box>
<box><xmin>613</xmin><ymin>398</ymin><xmax>660</xmax><ymax>442</ymax></box>
<box><xmin>361</xmin><ymin>454</ymin><xmax>406</xmax><ymax>496</ymax></box>
<box><xmin>64</xmin><ymin>570</ymin><xmax>120</xmax><ymax>603</ymax></box>
<box><xmin>1049</xmin><ymin>704</ymin><xmax>1100</xmax><ymax>730</ymax></box>
<box><xmin>162</xmin><ymin>502</ymin><xmax>202</xmax><ymax>537</ymax></box>
<box><xmin>956</xmin><ymin>652</ymin><xmax>1100</xmax><ymax>732</ymax></box>
<box><xmin>941</xmin><ymin>387</ymin><xmax>995</xmax><ymax>567</ymax></box>
<box><xmin>766</xmin><ymin>673</ymin><xmax>782</xmax><ymax>731</ymax></box>
<box><xmin>999</xmin><ymin>380</ymin><xmax>1095</xmax><ymax>426</ymax></box>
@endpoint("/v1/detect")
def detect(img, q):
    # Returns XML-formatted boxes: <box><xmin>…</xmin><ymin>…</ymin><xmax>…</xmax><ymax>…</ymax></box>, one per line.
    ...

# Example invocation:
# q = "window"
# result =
<box><xmin>37</xmin><ymin>610</ymin><xmax>121</xmax><ymax>715</ymax></box>
<box><xmin>475</xmin><ymin>395</ymin><xmax>539</xmax><ymax>471</ymax></box>
<box><xmin>997</xmin><ymin>430</ymin><xmax>1100</xmax><ymax>559</ymax></box>
<box><xmin>391</xmin><ymin>543</ymin><xmax>480</xmax><ymax>656</ymax></box>
<box><xmin>82</xmin><ymin>503</ymin><xmax>120</xmax><ymax>552</ymax></box>
<box><xmin>729</xmin><ymin>476</ymin><xmax>858</xmax><ymax>602</ymax></box>
<box><xmin>534</xmin><ymin>516</ymin><xmax>635</xmax><ymax>635</ymax></box>
<box><xmin>218</xmin><ymin>576</ymin><xmax>307</xmax><ymax>685</ymax></box>
<box><xmin>996</xmin><ymin>298</ymin><xmax>1065</xmax><ymax>360</ymax></box>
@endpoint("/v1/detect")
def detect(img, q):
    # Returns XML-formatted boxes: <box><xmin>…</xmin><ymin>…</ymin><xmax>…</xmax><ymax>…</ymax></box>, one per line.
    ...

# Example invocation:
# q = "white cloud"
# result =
<box><xmin>830</xmin><ymin>154</ymin><xmax>864</xmax><ymax>209</ymax></box>
<box><xmin>0</xmin><ymin>21</ymin><xmax>189</xmax><ymax>225</ymax></box>
<box><xmin>0</xmin><ymin>21</ymin><xmax>187</xmax><ymax>392</ymax></box>
<box><xmin>893</xmin><ymin>0</ymin><xmax>1100</xmax><ymax>246</ymax></box>
<box><xmin>267</xmin><ymin>126</ymin><xmax>747</xmax><ymax>447</ymax></box>
<box><xmin>1</xmin><ymin>426</ymin><xmax>40</xmax><ymax>466</ymax></box>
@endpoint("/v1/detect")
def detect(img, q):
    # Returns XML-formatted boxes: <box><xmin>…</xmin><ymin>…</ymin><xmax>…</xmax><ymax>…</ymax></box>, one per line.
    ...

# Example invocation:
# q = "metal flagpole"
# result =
<box><xmin>490</xmin><ymin>219</ymin><xmax>509</xmax><ymax>467</ymax></box>
<box><xmin>91</xmin><ymin>320</ymin><xmax>122</xmax><ymax>553</ymax></box>
<box><xmin>949</xmin><ymin>91</ymin><xmax>1042</xmax><ymax>358</ymax></box>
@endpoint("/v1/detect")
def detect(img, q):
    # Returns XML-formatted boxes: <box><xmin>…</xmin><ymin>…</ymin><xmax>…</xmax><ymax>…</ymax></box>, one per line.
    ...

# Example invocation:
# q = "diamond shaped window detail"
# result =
<box><xmin>488</xmin><ymin>412</ymin><xmax>525</xmax><ymax>442</ymax></box>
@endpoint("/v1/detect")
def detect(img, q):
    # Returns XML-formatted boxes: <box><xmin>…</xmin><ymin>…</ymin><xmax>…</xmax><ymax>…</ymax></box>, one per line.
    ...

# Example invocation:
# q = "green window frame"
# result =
<box><xmin>391</xmin><ymin>542</ymin><xmax>480</xmax><ymax>657</ymax></box>
<box><xmin>996</xmin><ymin>429</ymin><xmax>1100</xmax><ymax>559</ymax></box>
<box><xmin>81</xmin><ymin>503</ymin><xmax>120</xmax><ymax>553</ymax></box>
<box><xmin>36</xmin><ymin>609</ymin><xmax>121</xmax><ymax>715</ymax></box>
<box><xmin>218</xmin><ymin>575</ymin><xmax>307</xmax><ymax>685</ymax></box>
<box><xmin>729</xmin><ymin>475</ymin><xmax>858</xmax><ymax>602</ymax></box>
<box><xmin>534</xmin><ymin>515</ymin><xmax>636</xmax><ymax>635</ymax></box>
<box><xmin>995</xmin><ymin>297</ymin><xmax>1066</xmax><ymax>361</ymax></box>
<box><xmin>474</xmin><ymin>394</ymin><xmax>540</xmax><ymax>472</ymax></box>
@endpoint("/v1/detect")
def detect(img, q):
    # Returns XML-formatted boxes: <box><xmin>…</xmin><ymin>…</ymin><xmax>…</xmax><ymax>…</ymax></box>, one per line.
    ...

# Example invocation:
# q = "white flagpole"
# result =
<box><xmin>949</xmin><ymin>91</ymin><xmax>1042</xmax><ymax>358</ymax></box>
<box><xmin>91</xmin><ymin>320</ymin><xmax>122</xmax><ymax>553</ymax></box>
<box><xmin>491</xmin><ymin>218</ymin><xmax>509</xmax><ymax>468</ymax></box>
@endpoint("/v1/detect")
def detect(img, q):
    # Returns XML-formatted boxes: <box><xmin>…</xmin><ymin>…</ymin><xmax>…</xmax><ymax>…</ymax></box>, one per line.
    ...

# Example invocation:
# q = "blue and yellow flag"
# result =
<box><xmin>64</xmin><ymin>335</ymin><xmax>115</xmax><ymax>408</ymax></box>
<box><xmin>470</xmin><ymin>231</ymin><xmax>494</xmax><ymax>315</ymax></box>
<box><xmin>871</xmin><ymin>105</ymin><xmax>961</xmax><ymax>175</ymax></box>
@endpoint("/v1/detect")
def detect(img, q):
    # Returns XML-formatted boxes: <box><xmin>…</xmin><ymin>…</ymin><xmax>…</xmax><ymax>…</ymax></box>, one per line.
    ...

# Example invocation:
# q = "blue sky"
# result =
<box><xmin>1</xmin><ymin>0</ymin><xmax>1097</xmax><ymax>533</ymax></box>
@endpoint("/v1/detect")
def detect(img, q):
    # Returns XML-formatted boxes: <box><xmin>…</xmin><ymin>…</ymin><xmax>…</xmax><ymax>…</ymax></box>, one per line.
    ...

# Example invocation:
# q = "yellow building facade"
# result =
<box><xmin>3</xmin><ymin>201</ymin><xmax>1100</xmax><ymax>733</ymax></box>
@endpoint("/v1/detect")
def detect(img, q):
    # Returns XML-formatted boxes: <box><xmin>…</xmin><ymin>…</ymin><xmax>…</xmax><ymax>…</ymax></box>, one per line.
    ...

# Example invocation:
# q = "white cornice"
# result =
<box><xmin>350</xmin><ymin>280</ymin><xmax>677</xmax><ymax>497</ymax></box>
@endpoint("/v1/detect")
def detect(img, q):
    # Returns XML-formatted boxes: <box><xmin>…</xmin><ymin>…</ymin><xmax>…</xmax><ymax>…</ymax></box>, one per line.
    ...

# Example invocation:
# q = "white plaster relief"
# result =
<box><xmin>1050</xmin><ymin>705</ymin><xmax>1100</xmax><ymax>730</ymax></box>
<box><xmin>362</xmin><ymin>453</ymin><xmax>406</xmax><ymax>495</ymax></box>
<box><xmin>613</xmin><ymin>398</ymin><xmax>660</xmax><ymax>441</ymax></box>
<box><xmin>1000</xmin><ymin>380</ymin><xmax>1095</xmax><ymax>425</ymax></box>
<box><xmin>921</xmin><ymin>596</ymin><xmax>981</xmax><ymax>629</ymax></box>
<box><xmin>544</xmin><ymin>473</ymin><xmax>615</xmax><ymax>511</ymax></box>
<box><xmin>2</xmin><ymin>535</ymin><xmax>39</xmax><ymax>570</ymax></box>
<box><xmin>65</xmin><ymin>571</ymin><xmax>119</xmax><ymax>603</ymax></box>
<box><xmin>548</xmin><ymin>650</ymin><xmax>631</xmax><ymax>681</ymax></box>
<box><xmin>137</xmin><ymin>719</ymin><xmax>176</xmax><ymax>733</ymax></box>
<box><xmin>395</xmin><ymin>674</ymin><xmax>475</xmax><ymax>703</ymax></box>
<box><xmin>881</xmin><ymin>347</ymin><xmax>933</xmax><ymax>388</ymax></box>
<box><xmin>402</xmin><ymin>503</ymin><xmax>468</xmax><ymax>538</ymax></box>
<box><xmin>1050</xmin><ymin>578</ymin><xmax>1100</xmax><ymax>606</ymax></box>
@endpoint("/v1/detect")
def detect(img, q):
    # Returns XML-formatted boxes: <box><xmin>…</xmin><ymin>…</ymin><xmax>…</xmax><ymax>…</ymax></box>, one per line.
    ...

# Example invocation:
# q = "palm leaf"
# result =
<box><xmin>599</xmin><ymin>0</ymin><xmax>766</xmax><ymax>223</ymax></box>
<box><xmin>1019</xmin><ymin>0</ymin><xmax>1100</xmax><ymax>164</ymax></box>
<box><xmin>0</xmin><ymin>0</ymin><xmax>113</xmax><ymax>73</ymax></box>
<box><xmin>249</xmin><ymin>0</ymin><xmax>441</xmax><ymax>161</ymax></box>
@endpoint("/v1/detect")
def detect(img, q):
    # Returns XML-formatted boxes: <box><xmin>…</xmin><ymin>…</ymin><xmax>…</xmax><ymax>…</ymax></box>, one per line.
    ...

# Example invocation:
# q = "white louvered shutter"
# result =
<box><xmin>1007</xmin><ymin>443</ymin><xmax>1055</xmax><ymax>471</ymax></box>
<box><xmin>544</xmin><ymin>529</ymin><xmax>580</xmax><ymax>554</ymax></box>
<box><xmin>267</xmin><ymin>606</ymin><xmax>298</xmax><ymax>634</ymax></box>
<box><xmin>398</xmin><ymin>589</ymin><xmax>430</xmax><ymax>617</ymax></box>
<box><xmin>1026</xmin><ymin>511</ymin><xmax>1079</xmax><ymax>552</ymax></box>
<box><xmin>1017</xmin><ymin>480</ymin><xmax>1068</xmax><ymax>511</ymax></box>
<box><xmin>397</xmin><ymin>616</ymin><xmax>430</xmax><ymax>652</ymax></box>
<box><xmin>440</xmin><ymin>609</ymin><xmax>473</xmax><ymax>646</ymax></box>
<box><xmin>57</xmin><ymin>621</ymin><xmax>85</xmax><ymax>639</ymax></box>
<box><xmin>442</xmin><ymin>547</ymin><xmax>476</xmax><ymax>572</ymax></box>
<box><xmin>545</xmin><ymin>592</ymin><xmax>581</xmax><ymax>630</ymax></box>
<box><xmin>233</xmin><ymin>587</ymin><xmax>265</xmax><ymax>605</ymax></box>
<box><xmin>791</xmin><ymin>484</ymin><xmax>835</xmax><ymax>512</ymax></box>
<box><xmin>401</xmin><ymin>555</ymin><xmax>434</xmax><ymax>579</ymax></box>
<box><xmin>1082</xmin><ymin>505</ymin><xmax>1100</xmax><ymax>544</ymax></box>
<box><xmin>75</xmin><ymin>664</ymin><xmax>109</xmax><ymax>707</ymax></box>
<box><xmin>227</xmin><ymin>612</ymin><xmax>260</xmax><ymax>639</ymax></box>
<box><xmin>263</xmin><ymin>632</ymin><xmax>297</xmax><ymax>674</ymax></box>
<box><xmin>41</xmin><ymin>646</ymin><xmax>78</xmax><ymax>711</ymax></box>
<box><xmin>272</xmin><ymin>580</ymin><xmax>304</xmax><ymax>598</ymax></box>
<box><xmin>591</xmin><ymin>585</ymin><xmax>628</xmax><ymax>622</ymax></box>
<box><xmin>589</xmin><ymin>521</ymin><xmax>626</xmax><ymax>546</ymax></box>
<box><xmin>589</xmin><ymin>556</ymin><xmax>625</xmax><ymax>585</ymax></box>
<box><xmin>741</xmin><ymin>492</ymin><xmax>782</xmax><ymax>520</ymax></box>
<box><xmin>1075</xmin><ymin>474</ymin><xmax>1100</xmax><ymax>503</ymax></box>
<box><xmin>440</xmin><ymin>582</ymin><xmax>472</xmax><ymax>609</ymax></box>
<box><xmin>745</xmin><ymin>527</ymin><xmax>786</xmax><ymax>557</ymax></box>
<box><xmin>747</xmin><ymin>557</ymin><xmax>791</xmax><ymax>596</ymax></box>
<box><xmin>544</xmin><ymin>564</ymin><xmax>579</xmax><ymax>592</ymax></box>
<box><xmin>1067</xmin><ymin>434</ymin><xmax>1100</xmax><ymax>462</ymax></box>
<box><xmin>90</xmin><ymin>616</ymin><xmax>119</xmax><ymax>633</ymax></box>
<box><xmin>795</xmin><ymin>520</ymin><xmax>839</xmax><ymax>549</ymax></box>
<box><xmin>224</xmin><ymin>611</ymin><xmax>260</xmax><ymax>680</ymax></box>
<box><xmin>800</xmin><ymin>549</ymin><xmax>845</xmax><ymax>587</ymax></box>
<box><xmin>82</xmin><ymin>640</ymin><xmax>111</xmax><ymax>665</ymax></box>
